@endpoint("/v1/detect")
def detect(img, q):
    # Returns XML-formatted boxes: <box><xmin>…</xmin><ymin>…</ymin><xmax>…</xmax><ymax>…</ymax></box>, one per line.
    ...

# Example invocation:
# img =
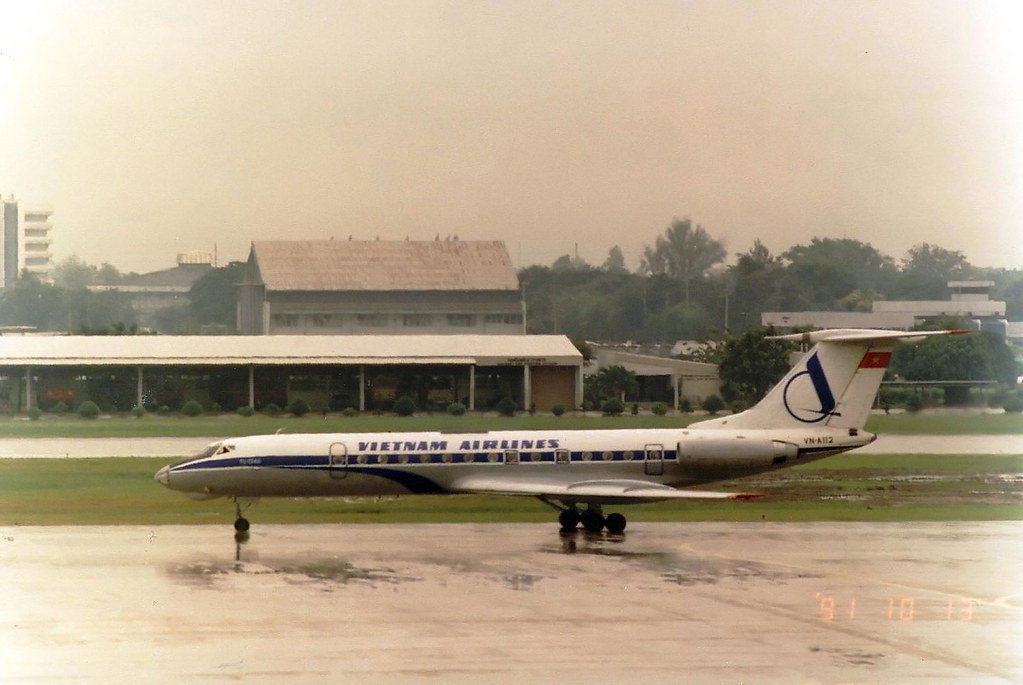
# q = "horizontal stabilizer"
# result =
<box><xmin>768</xmin><ymin>329</ymin><xmax>972</xmax><ymax>345</ymax></box>
<box><xmin>451</xmin><ymin>476</ymin><xmax>759</xmax><ymax>504</ymax></box>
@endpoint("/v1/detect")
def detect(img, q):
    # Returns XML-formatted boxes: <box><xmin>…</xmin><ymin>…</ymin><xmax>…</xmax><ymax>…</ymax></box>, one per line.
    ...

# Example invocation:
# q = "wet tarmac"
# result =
<box><xmin>1</xmin><ymin>522</ymin><xmax>1020</xmax><ymax>684</ymax></box>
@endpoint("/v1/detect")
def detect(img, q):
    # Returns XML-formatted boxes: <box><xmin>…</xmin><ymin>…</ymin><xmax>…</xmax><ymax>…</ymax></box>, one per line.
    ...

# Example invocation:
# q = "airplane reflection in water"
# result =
<box><xmin>156</xmin><ymin>329</ymin><xmax>965</xmax><ymax>534</ymax></box>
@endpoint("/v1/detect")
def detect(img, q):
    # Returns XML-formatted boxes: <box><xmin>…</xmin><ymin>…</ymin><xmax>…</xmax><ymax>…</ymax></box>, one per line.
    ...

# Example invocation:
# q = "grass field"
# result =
<box><xmin>0</xmin><ymin>452</ymin><xmax>1019</xmax><ymax>526</ymax></box>
<box><xmin>0</xmin><ymin>410</ymin><xmax>1021</xmax><ymax>438</ymax></box>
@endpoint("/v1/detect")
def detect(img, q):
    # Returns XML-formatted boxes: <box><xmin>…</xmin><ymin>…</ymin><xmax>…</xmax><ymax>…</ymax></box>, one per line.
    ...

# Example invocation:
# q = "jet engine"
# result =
<box><xmin>677</xmin><ymin>436</ymin><xmax>798</xmax><ymax>477</ymax></box>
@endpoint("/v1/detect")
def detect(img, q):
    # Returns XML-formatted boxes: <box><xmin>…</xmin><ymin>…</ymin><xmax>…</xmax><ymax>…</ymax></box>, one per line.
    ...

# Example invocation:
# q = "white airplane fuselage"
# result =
<box><xmin>156</xmin><ymin>424</ymin><xmax>872</xmax><ymax>502</ymax></box>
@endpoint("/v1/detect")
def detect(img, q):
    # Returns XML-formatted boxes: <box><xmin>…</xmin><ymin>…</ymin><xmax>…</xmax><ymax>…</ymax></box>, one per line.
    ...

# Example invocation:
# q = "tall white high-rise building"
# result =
<box><xmin>1</xmin><ymin>196</ymin><xmax>54</xmax><ymax>287</ymax></box>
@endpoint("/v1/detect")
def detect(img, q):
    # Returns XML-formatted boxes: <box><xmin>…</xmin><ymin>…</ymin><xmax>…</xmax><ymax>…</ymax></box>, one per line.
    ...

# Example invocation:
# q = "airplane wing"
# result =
<box><xmin>450</xmin><ymin>476</ymin><xmax>760</xmax><ymax>504</ymax></box>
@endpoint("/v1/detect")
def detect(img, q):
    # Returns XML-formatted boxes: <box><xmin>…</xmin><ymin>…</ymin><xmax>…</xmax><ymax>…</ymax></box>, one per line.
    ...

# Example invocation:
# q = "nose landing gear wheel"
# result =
<box><xmin>233</xmin><ymin>498</ymin><xmax>255</xmax><ymax>533</ymax></box>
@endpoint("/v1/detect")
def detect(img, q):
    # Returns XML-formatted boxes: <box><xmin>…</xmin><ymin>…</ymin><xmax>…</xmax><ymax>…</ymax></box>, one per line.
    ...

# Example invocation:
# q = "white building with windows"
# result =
<box><xmin>237</xmin><ymin>240</ymin><xmax>526</xmax><ymax>336</ymax></box>
<box><xmin>762</xmin><ymin>281</ymin><xmax>1007</xmax><ymax>333</ymax></box>
<box><xmin>1</xmin><ymin>196</ymin><xmax>55</xmax><ymax>287</ymax></box>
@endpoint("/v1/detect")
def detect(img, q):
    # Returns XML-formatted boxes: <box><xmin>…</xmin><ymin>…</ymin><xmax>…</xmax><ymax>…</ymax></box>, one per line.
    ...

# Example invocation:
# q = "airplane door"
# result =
<box><xmin>644</xmin><ymin>443</ymin><xmax>664</xmax><ymax>476</ymax></box>
<box><xmin>329</xmin><ymin>442</ymin><xmax>348</xmax><ymax>479</ymax></box>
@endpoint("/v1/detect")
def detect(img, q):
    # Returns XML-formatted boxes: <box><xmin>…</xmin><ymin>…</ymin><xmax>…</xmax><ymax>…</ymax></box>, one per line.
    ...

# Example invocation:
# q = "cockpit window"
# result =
<box><xmin>171</xmin><ymin>442</ymin><xmax>222</xmax><ymax>467</ymax></box>
<box><xmin>214</xmin><ymin>444</ymin><xmax>235</xmax><ymax>455</ymax></box>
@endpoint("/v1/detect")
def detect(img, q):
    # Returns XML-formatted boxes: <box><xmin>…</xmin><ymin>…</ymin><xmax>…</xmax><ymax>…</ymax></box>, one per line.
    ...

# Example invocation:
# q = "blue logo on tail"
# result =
<box><xmin>782</xmin><ymin>352</ymin><xmax>839</xmax><ymax>423</ymax></box>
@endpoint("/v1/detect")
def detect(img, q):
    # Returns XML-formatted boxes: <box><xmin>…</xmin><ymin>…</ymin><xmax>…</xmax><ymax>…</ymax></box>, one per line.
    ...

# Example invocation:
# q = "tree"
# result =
<box><xmin>735</xmin><ymin>239</ymin><xmax>775</xmax><ymax>274</ymax></box>
<box><xmin>95</xmin><ymin>263</ymin><xmax>123</xmax><ymax>285</ymax></box>
<box><xmin>0</xmin><ymin>274</ymin><xmax>66</xmax><ymax>330</ymax></box>
<box><xmin>890</xmin><ymin>329</ymin><xmax>1017</xmax><ymax>404</ymax></box>
<box><xmin>780</xmin><ymin>238</ymin><xmax>895</xmax><ymax>309</ymax></box>
<box><xmin>588</xmin><ymin>365</ymin><xmax>639</xmax><ymax>403</ymax></box>
<box><xmin>728</xmin><ymin>240</ymin><xmax>784</xmax><ymax>333</ymax></box>
<box><xmin>716</xmin><ymin>328</ymin><xmax>795</xmax><ymax>404</ymax></box>
<box><xmin>53</xmin><ymin>255</ymin><xmax>98</xmax><ymax>291</ymax></box>
<box><xmin>641</xmin><ymin>218</ymin><xmax>726</xmax><ymax>305</ymax></box>
<box><xmin>602</xmin><ymin>245</ymin><xmax>627</xmax><ymax>273</ymax></box>
<box><xmin>898</xmin><ymin>243</ymin><xmax>971</xmax><ymax>299</ymax></box>
<box><xmin>552</xmin><ymin>253</ymin><xmax>589</xmax><ymax>271</ymax></box>
<box><xmin>189</xmin><ymin>261</ymin><xmax>246</xmax><ymax>328</ymax></box>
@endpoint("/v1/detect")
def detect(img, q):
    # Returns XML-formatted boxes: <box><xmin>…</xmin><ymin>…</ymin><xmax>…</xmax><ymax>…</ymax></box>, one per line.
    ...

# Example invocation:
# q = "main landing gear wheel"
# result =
<box><xmin>605</xmin><ymin>512</ymin><xmax>627</xmax><ymax>534</ymax></box>
<box><xmin>234</xmin><ymin>517</ymin><xmax>250</xmax><ymax>533</ymax></box>
<box><xmin>558</xmin><ymin>509</ymin><xmax>581</xmax><ymax>531</ymax></box>
<box><xmin>580</xmin><ymin>510</ymin><xmax>606</xmax><ymax>534</ymax></box>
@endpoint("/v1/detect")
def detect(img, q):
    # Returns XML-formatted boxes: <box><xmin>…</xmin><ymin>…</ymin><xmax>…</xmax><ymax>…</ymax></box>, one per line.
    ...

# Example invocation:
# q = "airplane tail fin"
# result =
<box><xmin>695</xmin><ymin>329</ymin><xmax>969</xmax><ymax>431</ymax></box>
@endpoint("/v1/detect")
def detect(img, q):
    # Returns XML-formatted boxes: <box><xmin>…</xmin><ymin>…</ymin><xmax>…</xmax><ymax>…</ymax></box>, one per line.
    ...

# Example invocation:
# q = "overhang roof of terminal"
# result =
<box><xmin>0</xmin><ymin>335</ymin><xmax>582</xmax><ymax>367</ymax></box>
<box><xmin>248</xmin><ymin>240</ymin><xmax>520</xmax><ymax>292</ymax></box>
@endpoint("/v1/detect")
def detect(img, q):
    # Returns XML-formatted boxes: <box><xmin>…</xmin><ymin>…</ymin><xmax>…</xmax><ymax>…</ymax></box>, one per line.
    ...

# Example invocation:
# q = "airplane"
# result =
<box><xmin>155</xmin><ymin>329</ymin><xmax>964</xmax><ymax>534</ymax></box>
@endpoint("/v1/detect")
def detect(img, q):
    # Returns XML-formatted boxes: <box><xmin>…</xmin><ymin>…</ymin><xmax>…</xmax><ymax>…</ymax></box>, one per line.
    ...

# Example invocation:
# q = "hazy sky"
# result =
<box><xmin>1</xmin><ymin>0</ymin><xmax>1020</xmax><ymax>274</ymax></box>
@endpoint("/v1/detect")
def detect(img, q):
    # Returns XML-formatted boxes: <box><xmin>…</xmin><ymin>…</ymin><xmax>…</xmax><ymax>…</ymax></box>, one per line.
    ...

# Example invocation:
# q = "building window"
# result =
<box><xmin>446</xmin><ymin>314</ymin><xmax>476</xmax><ymax>327</ymax></box>
<box><xmin>402</xmin><ymin>314</ymin><xmax>432</xmax><ymax>327</ymax></box>
<box><xmin>271</xmin><ymin>314</ymin><xmax>299</xmax><ymax>327</ymax></box>
<box><xmin>310</xmin><ymin>313</ymin><xmax>338</xmax><ymax>327</ymax></box>
<box><xmin>485</xmin><ymin>313</ymin><xmax>523</xmax><ymax>325</ymax></box>
<box><xmin>356</xmin><ymin>314</ymin><xmax>389</xmax><ymax>327</ymax></box>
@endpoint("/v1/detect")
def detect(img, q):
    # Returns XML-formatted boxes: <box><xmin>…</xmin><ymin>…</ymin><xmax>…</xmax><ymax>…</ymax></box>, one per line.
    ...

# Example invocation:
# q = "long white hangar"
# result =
<box><xmin>0</xmin><ymin>335</ymin><xmax>583</xmax><ymax>414</ymax></box>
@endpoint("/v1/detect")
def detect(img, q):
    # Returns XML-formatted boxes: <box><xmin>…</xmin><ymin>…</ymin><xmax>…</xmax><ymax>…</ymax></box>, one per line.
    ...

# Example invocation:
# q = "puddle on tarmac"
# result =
<box><xmin>500</xmin><ymin>573</ymin><xmax>544</xmax><ymax>591</ymax></box>
<box><xmin>810</xmin><ymin>646</ymin><xmax>889</xmax><ymax>668</ymax></box>
<box><xmin>660</xmin><ymin>556</ymin><xmax>823</xmax><ymax>587</ymax></box>
<box><xmin>541</xmin><ymin>530</ymin><xmax>678</xmax><ymax>565</ymax></box>
<box><xmin>166</xmin><ymin>556</ymin><xmax>421</xmax><ymax>588</ymax></box>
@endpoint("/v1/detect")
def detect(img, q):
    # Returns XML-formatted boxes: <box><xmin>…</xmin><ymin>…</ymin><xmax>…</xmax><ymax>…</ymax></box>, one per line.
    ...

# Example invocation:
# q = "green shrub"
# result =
<box><xmin>51</xmin><ymin>401</ymin><xmax>69</xmax><ymax>415</ymax></box>
<box><xmin>27</xmin><ymin>407</ymin><xmax>42</xmax><ymax>420</ymax></box>
<box><xmin>496</xmin><ymin>397</ymin><xmax>518</xmax><ymax>417</ymax></box>
<box><xmin>237</xmin><ymin>405</ymin><xmax>255</xmax><ymax>417</ymax></box>
<box><xmin>181</xmin><ymin>400</ymin><xmax>204</xmax><ymax>417</ymax></box>
<box><xmin>342</xmin><ymin>407</ymin><xmax>358</xmax><ymax>417</ymax></box>
<box><xmin>905</xmin><ymin>394</ymin><xmax>924</xmax><ymax>413</ymax></box>
<box><xmin>393</xmin><ymin>395</ymin><xmax>417</xmax><ymax>417</ymax></box>
<box><xmin>77</xmin><ymin>400</ymin><xmax>101</xmax><ymax>419</ymax></box>
<box><xmin>263</xmin><ymin>403</ymin><xmax>281</xmax><ymax>417</ymax></box>
<box><xmin>730</xmin><ymin>399</ymin><xmax>748</xmax><ymax>414</ymax></box>
<box><xmin>678</xmin><ymin>397</ymin><xmax>693</xmax><ymax>413</ymax></box>
<box><xmin>988</xmin><ymin>386</ymin><xmax>1011</xmax><ymax>408</ymax></box>
<box><xmin>701</xmin><ymin>395</ymin><xmax>725</xmax><ymax>415</ymax></box>
<box><xmin>651</xmin><ymin>402</ymin><xmax>668</xmax><ymax>416</ymax></box>
<box><xmin>551</xmin><ymin>403</ymin><xmax>566</xmax><ymax>417</ymax></box>
<box><xmin>630</xmin><ymin>402</ymin><xmax>639</xmax><ymax>415</ymax></box>
<box><xmin>1003</xmin><ymin>395</ymin><xmax>1023</xmax><ymax>414</ymax></box>
<box><xmin>130</xmin><ymin>405</ymin><xmax>146</xmax><ymax>418</ymax></box>
<box><xmin>601</xmin><ymin>398</ymin><xmax>624</xmax><ymax>416</ymax></box>
<box><xmin>879</xmin><ymin>387</ymin><xmax>912</xmax><ymax>410</ymax></box>
<box><xmin>157</xmin><ymin>405</ymin><xmax>171</xmax><ymax>416</ymax></box>
<box><xmin>209</xmin><ymin>402</ymin><xmax>222</xmax><ymax>414</ymax></box>
<box><xmin>447</xmin><ymin>401</ymin><xmax>467</xmax><ymax>416</ymax></box>
<box><xmin>288</xmin><ymin>398</ymin><xmax>311</xmax><ymax>417</ymax></box>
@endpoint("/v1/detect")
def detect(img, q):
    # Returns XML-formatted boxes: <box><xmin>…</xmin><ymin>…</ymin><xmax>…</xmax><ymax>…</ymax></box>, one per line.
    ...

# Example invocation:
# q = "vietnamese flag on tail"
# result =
<box><xmin>858</xmin><ymin>351</ymin><xmax>892</xmax><ymax>369</ymax></box>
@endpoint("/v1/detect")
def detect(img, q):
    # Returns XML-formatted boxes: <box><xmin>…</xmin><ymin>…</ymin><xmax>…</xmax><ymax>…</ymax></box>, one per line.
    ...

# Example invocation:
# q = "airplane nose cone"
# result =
<box><xmin>155</xmin><ymin>465</ymin><xmax>170</xmax><ymax>487</ymax></box>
